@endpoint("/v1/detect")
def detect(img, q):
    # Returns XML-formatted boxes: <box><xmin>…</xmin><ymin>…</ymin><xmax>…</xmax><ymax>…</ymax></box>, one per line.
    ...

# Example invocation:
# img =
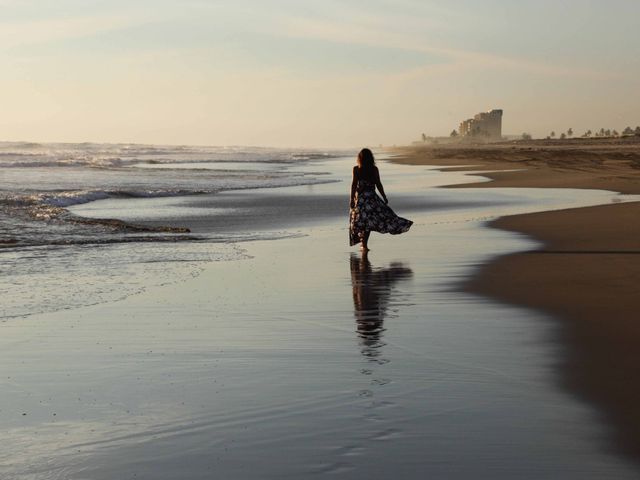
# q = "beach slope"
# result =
<box><xmin>392</xmin><ymin>137</ymin><xmax>640</xmax><ymax>459</ymax></box>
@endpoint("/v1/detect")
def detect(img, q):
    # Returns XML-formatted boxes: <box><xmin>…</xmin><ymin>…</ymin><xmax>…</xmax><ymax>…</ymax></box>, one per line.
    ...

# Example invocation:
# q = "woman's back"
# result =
<box><xmin>354</xmin><ymin>165</ymin><xmax>378</xmax><ymax>192</ymax></box>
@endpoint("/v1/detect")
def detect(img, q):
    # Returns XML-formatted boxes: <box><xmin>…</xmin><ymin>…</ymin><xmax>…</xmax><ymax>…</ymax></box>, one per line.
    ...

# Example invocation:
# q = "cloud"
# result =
<box><xmin>271</xmin><ymin>14</ymin><xmax>616</xmax><ymax>80</ymax></box>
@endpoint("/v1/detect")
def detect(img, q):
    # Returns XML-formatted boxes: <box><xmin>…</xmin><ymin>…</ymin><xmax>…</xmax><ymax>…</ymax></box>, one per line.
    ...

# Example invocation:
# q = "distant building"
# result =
<box><xmin>459</xmin><ymin>109</ymin><xmax>503</xmax><ymax>140</ymax></box>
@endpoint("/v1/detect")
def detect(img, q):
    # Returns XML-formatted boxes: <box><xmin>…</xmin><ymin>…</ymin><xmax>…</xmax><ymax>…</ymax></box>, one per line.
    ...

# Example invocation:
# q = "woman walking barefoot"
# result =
<box><xmin>349</xmin><ymin>148</ymin><xmax>413</xmax><ymax>251</ymax></box>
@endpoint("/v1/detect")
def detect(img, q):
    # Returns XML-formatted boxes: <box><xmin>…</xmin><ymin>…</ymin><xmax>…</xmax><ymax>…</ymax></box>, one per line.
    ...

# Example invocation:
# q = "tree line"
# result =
<box><xmin>423</xmin><ymin>126</ymin><xmax>640</xmax><ymax>142</ymax></box>
<box><xmin>519</xmin><ymin>126</ymin><xmax>640</xmax><ymax>140</ymax></box>
<box><xmin>544</xmin><ymin>126</ymin><xmax>640</xmax><ymax>140</ymax></box>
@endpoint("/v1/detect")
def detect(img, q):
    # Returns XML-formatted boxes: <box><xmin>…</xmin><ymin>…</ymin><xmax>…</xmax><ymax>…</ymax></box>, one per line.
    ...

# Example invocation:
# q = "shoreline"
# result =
<box><xmin>4</xmin><ymin>152</ymin><xmax>640</xmax><ymax>477</ymax></box>
<box><xmin>390</xmin><ymin>138</ymin><xmax>640</xmax><ymax>461</ymax></box>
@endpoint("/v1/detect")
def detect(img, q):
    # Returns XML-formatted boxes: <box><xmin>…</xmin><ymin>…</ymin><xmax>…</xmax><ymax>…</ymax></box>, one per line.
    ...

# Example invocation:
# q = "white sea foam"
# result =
<box><xmin>0</xmin><ymin>142</ymin><xmax>345</xmax><ymax>168</ymax></box>
<box><xmin>37</xmin><ymin>189</ymin><xmax>208</xmax><ymax>208</ymax></box>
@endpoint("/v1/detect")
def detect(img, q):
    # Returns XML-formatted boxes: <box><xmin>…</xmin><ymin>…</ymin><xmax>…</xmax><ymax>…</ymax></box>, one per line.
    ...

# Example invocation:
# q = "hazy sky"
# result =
<box><xmin>1</xmin><ymin>0</ymin><xmax>639</xmax><ymax>147</ymax></box>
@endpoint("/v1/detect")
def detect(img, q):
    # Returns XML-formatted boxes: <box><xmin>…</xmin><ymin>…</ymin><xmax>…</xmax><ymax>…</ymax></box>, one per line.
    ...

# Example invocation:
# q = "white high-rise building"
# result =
<box><xmin>459</xmin><ymin>109</ymin><xmax>503</xmax><ymax>140</ymax></box>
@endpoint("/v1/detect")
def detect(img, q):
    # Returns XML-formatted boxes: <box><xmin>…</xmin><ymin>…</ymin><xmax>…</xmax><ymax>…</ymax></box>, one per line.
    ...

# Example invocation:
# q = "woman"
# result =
<box><xmin>349</xmin><ymin>148</ymin><xmax>412</xmax><ymax>250</ymax></box>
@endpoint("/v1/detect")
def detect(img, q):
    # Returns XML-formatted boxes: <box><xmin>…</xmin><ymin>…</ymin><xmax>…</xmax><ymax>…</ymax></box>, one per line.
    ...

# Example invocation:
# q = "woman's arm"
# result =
<box><xmin>350</xmin><ymin>166</ymin><xmax>358</xmax><ymax>208</ymax></box>
<box><xmin>374</xmin><ymin>167</ymin><xmax>388</xmax><ymax>204</ymax></box>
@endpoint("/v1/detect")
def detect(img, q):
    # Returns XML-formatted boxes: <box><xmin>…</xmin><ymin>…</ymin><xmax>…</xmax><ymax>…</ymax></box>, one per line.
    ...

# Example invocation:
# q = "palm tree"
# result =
<box><xmin>550</xmin><ymin>131</ymin><xmax>556</xmax><ymax>138</ymax></box>
<box><xmin>567</xmin><ymin>128</ymin><xmax>573</xmax><ymax>137</ymax></box>
<box><xmin>560</xmin><ymin>132</ymin><xmax>567</xmax><ymax>139</ymax></box>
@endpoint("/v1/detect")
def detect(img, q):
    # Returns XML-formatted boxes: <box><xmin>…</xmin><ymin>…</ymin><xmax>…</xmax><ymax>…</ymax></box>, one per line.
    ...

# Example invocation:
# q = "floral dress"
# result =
<box><xmin>349</xmin><ymin>177</ymin><xmax>413</xmax><ymax>246</ymax></box>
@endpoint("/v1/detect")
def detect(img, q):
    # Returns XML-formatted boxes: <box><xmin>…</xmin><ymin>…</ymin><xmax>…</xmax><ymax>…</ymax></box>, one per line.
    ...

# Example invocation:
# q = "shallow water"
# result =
<box><xmin>1</xmin><ymin>153</ymin><xmax>639</xmax><ymax>478</ymax></box>
<box><xmin>0</xmin><ymin>142</ymin><xmax>344</xmax><ymax>248</ymax></box>
<box><xmin>0</xmin><ymin>143</ymin><xmax>348</xmax><ymax>319</ymax></box>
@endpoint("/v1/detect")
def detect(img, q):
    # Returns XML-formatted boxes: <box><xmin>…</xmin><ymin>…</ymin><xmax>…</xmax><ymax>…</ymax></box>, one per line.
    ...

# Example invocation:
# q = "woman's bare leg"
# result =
<box><xmin>361</xmin><ymin>231</ymin><xmax>371</xmax><ymax>251</ymax></box>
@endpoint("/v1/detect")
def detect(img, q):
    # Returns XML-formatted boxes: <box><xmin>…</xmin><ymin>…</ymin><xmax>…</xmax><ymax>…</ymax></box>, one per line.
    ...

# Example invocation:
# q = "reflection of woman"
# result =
<box><xmin>349</xmin><ymin>148</ymin><xmax>412</xmax><ymax>251</ymax></box>
<box><xmin>350</xmin><ymin>253</ymin><xmax>413</xmax><ymax>358</ymax></box>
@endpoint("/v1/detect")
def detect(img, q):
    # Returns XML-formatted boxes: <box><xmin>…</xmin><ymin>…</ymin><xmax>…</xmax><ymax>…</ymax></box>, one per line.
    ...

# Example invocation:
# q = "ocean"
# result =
<box><xmin>0</xmin><ymin>142</ymin><xmax>350</xmax><ymax>319</ymax></box>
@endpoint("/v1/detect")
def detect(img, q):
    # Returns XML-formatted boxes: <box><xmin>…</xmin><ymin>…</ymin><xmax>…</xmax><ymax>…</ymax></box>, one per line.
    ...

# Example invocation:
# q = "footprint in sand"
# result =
<box><xmin>370</xmin><ymin>427</ymin><xmax>403</xmax><ymax>441</ymax></box>
<box><xmin>370</xmin><ymin>378</ymin><xmax>391</xmax><ymax>386</ymax></box>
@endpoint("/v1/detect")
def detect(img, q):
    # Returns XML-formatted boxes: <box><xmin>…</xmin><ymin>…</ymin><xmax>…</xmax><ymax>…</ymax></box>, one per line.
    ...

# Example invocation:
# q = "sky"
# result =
<box><xmin>1</xmin><ymin>0</ymin><xmax>639</xmax><ymax>147</ymax></box>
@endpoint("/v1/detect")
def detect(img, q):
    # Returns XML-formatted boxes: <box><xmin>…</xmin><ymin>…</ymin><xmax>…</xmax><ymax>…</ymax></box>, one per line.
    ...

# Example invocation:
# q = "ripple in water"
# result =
<box><xmin>0</xmin><ymin>242</ymin><xmax>249</xmax><ymax>320</ymax></box>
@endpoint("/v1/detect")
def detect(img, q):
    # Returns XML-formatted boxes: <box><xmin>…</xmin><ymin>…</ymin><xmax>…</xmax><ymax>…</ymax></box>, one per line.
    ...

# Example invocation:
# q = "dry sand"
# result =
<box><xmin>392</xmin><ymin>137</ymin><xmax>640</xmax><ymax>460</ymax></box>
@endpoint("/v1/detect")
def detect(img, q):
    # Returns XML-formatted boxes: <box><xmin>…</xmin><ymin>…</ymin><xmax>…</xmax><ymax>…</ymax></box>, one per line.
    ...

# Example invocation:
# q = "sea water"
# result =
<box><xmin>0</xmin><ymin>142</ymin><xmax>349</xmax><ymax>319</ymax></box>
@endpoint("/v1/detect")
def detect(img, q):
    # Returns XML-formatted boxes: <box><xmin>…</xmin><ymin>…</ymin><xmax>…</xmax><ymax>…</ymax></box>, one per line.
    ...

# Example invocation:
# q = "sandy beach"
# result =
<box><xmin>393</xmin><ymin>137</ymin><xmax>640</xmax><ymax>462</ymax></box>
<box><xmin>3</xmin><ymin>0</ymin><xmax>639</xmax><ymax>477</ymax></box>
<box><xmin>3</xmin><ymin>149</ymin><xmax>640</xmax><ymax>478</ymax></box>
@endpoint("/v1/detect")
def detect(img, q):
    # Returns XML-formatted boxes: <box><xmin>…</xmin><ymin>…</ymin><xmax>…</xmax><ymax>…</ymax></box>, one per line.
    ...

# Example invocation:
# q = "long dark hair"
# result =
<box><xmin>357</xmin><ymin>148</ymin><xmax>376</xmax><ymax>181</ymax></box>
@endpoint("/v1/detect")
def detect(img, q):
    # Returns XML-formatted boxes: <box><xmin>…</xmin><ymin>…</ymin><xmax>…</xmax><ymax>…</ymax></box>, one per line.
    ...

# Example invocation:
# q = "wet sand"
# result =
<box><xmin>392</xmin><ymin>137</ymin><xmax>640</xmax><ymax>461</ymax></box>
<box><xmin>2</xmin><ymin>155</ymin><xmax>640</xmax><ymax>478</ymax></box>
